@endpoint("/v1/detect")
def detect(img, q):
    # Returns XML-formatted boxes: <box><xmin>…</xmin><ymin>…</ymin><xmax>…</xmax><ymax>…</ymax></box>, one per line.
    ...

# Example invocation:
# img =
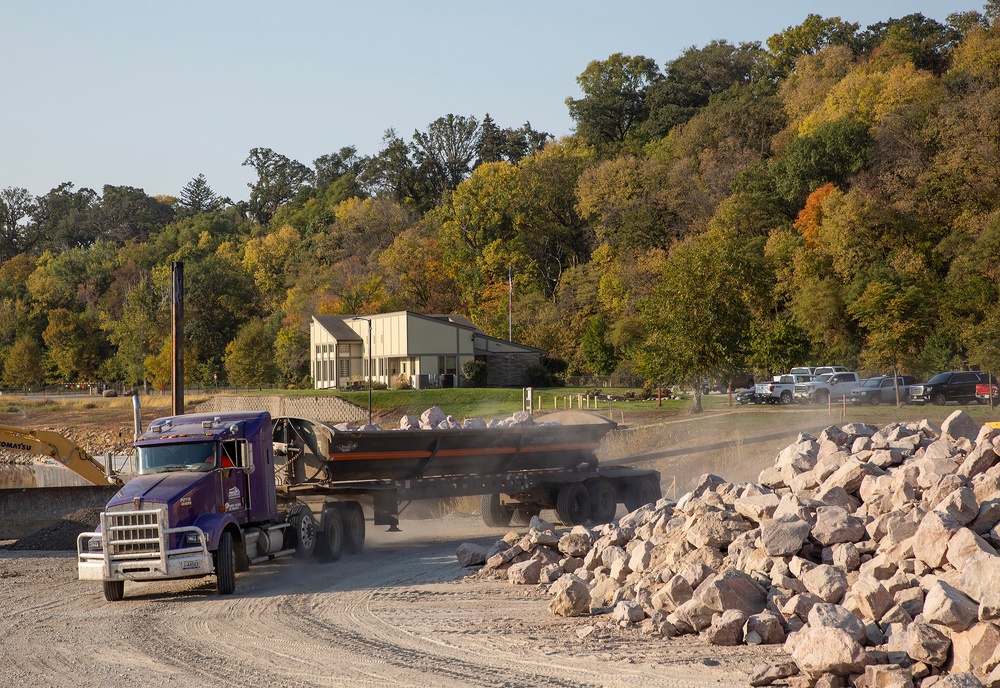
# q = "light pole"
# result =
<box><xmin>350</xmin><ymin>316</ymin><xmax>373</xmax><ymax>424</ymax></box>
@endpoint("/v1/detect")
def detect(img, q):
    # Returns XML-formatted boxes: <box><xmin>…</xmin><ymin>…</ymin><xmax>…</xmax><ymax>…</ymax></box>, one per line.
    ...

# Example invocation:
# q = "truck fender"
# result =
<box><xmin>192</xmin><ymin>513</ymin><xmax>243</xmax><ymax>552</ymax></box>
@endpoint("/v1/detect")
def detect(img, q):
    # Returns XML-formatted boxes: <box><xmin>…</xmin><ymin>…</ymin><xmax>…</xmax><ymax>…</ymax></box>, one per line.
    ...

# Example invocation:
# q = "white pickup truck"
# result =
<box><xmin>793</xmin><ymin>371</ymin><xmax>862</xmax><ymax>403</ymax></box>
<box><xmin>755</xmin><ymin>374</ymin><xmax>813</xmax><ymax>405</ymax></box>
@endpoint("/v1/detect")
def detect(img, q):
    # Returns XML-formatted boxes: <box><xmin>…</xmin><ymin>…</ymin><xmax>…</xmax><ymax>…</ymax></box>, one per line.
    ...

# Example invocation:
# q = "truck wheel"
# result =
<box><xmin>216</xmin><ymin>531</ymin><xmax>236</xmax><ymax>595</ymax></box>
<box><xmin>291</xmin><ymin>510</ymin><xmax>317</xmax><ymax>558</ymax></box>
<box><xmin>316</xmin><ymin>507</ymin><xmax>344</xmax><ymax>562</ymax></box>
<box><xmin>624</xmin><ymin>477</ymin><xmax>661</xmax><ymax>513</ymax></box>
<box><xmin>480</xmin><ymin>493</ymin><xmax>513</xmax><ymax>528</ymax></box>
<box><xmin>933</xmin><ymin>392</ymin><xmax>947</xmax><ymax>406</ymax></box>
<box><xmin>870</xmin><ymin>393</ymin><xmax>880</xmax><ymax>406</ymax></box>
<box><xmin>103</xmin><ymin>580</ymin><xmax>125</xmax><ymax>602</ymax></box>
<box><xmin>555</xmin><ymin>483</ymin><xmax>590</xmax><ymax>526</ymax></box>
<box><xmin>342</xmin><ymin>502</ymin><xmax>365</xmax><ymax>555</ymax></box>
<box><xmin>586</xmin><ymin>479</ymin><xmax>617</xmax><ymax>524</ymax></box>
<box><xmin>780</xmin><ymin>391</ymin><xmax>792</xmax><ymax>405</ymax></box>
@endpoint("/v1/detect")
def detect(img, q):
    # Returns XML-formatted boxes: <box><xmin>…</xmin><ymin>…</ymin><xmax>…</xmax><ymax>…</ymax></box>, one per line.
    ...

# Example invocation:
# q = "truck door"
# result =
<box><xmin>219</xmin><ymin>440</ymin><xmax>250</xmax><ymax>522</ymax></box>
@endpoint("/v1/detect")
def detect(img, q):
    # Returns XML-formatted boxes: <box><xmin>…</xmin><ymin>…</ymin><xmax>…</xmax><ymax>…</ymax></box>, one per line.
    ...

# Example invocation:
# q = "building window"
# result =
<box><xmin>439</xmin><ymin>356</ymin><xmax>457</xmax><ymax>375</ymax></box>
<box><xmin>339</xmin><ymin>359</ymin><xmax>350</xmax><ymax>378</ymax></box>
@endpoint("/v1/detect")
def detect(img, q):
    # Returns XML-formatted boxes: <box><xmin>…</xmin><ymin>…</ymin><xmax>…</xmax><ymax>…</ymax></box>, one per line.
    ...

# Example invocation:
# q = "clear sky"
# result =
<box><xmin>0</xmin><ymin>1</ymin><xmax>983</xmax><ymax>203</ymax></box>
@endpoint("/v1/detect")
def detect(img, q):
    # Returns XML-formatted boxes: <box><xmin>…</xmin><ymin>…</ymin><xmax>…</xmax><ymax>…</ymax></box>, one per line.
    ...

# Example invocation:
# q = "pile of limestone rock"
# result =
<box><xmin>335</xmin><ymin>406</ymin><xmax>542</xmax><ymax>432</ymax></box>
<box><xmin>0</xmin><ymin>427</ymin><xmax>133</xmax><ymax>464</ymax></box>
<box><xmin>459</xmin><ymin>410</ymin><xmax>1000</xmax><ymax>688</ymax></box>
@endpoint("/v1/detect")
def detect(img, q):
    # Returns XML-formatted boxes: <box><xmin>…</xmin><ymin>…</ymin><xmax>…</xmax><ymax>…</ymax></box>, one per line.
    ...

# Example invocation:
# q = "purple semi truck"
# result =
<box><xmin>77</xmin><ymin>410</ymin><xmax>660</xmax><ymax>601</ymax></box>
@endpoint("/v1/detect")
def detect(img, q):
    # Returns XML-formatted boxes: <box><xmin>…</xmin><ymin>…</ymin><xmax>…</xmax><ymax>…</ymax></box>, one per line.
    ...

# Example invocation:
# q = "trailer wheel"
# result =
<box><xmin>342</xmin><ymin>502</ymin><xmax>365</xmax><ymax>555</ymax></box>
<box><xmin>291</xmin><ymin>510</ymin><xmax>317</xmax><ymax>558</ymax></box>
<box><xmin>216</xmin><ymin>531</ymin><xmax>236</xmax><ymax>595</ymax></box>
<box><xmin>316</xmin><ymin>507</ymin><xmax>344</xmax><ymax>562</ymax></box>
<box><xmin>103</xmin><ymin>580</ymin><xmax>125</xmax><ymax>602</ymax></box>
<box><xmin>586</xmin><ymin>479</ymin><xmax>617</xmax><ymax>524</ymax></box>
<box><xmin>556</xmin><ymin>483</ymin><xmax>590</xmax><ymax>526</ymax></box>
<box><xmin>624</xmin><ymin>476</ymin><xmax>660</xmax><ymax>513</ymax></box>
<box><xmin>480</xmin><ymin>493</ymin><xmax>513</xmax><ymax>528</ymax></box>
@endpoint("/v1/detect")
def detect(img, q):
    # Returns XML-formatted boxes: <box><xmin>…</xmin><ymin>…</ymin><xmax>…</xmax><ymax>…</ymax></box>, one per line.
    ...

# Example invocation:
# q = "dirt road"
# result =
<box><xmin>0</xmin><ymin>513</ymin><xmax>781</xmax><ymax>687</ymax></box>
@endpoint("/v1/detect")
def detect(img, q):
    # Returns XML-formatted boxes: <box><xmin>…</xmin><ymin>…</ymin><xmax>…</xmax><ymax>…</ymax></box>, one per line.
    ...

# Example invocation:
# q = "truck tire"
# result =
<box><xmin>555</xmin><ymin>483</ymin><xmax>590</xmax><ymax>526</ymax></box>
<box><xmin>624</xmin><ymin>476</ymin><xmax>660</xmax><ymax>513</ymax></box>
<box><xmin>342</xmin><ymin>502</ymin><xmax>365</xmax><ymax>555</ymax></box>
<box><xmin>216</xmin><ymin>531</ymin><xmax>236</xmax><ymax>595</ymax></box>
<box><xmin>816</xmin><ymin>390</ymin><xmax>829</xmax><ymax>405</ymax></box>
<box><xmin>586</xmin><ymin>479</ymin><xmax>617</xmax><ymax>524</ymax></box>
<box><xmin>933</xmin><ymin>392</ymin><xmax>947</xmax><ymax>406</ymax></box>
<box><xmin>291</xmin><ymin>510</ymin><xmax>317</xmax><ymax>558</ymax></box>
<box><xmin>780</xmin><ymin>391</ymin><xmax>792</xmax><ymax>405</ymax></box>
<box><xmin>869</xmin><ymin>393</ymin><xmax>880</xmax><ymax>406</ymax></box>
<box><xmin>480</xmin><ymin>493</ymin><xmax>513</xmax><ymax>528</ymax></box>
<box><xmin>103</xmin><ymin>580</ymin><xmax>125</xmax><ymax>602</ymax></box>
<box><xmin>316</xmin><ymin>507</ymin><xmax>344</xmax><ymax>562</ymax></box>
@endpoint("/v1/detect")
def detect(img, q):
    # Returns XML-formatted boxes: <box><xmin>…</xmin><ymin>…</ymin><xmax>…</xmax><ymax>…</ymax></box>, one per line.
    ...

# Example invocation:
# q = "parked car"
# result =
<box><xmin>755</xmin><ymin>374</ymin><xmax>813</xmax><ymax>405</ymax></box>
<box><xmin>910</xmin><ymin>371</ymin><xmax>989</xmax><ymax>406</ymax></box>
<box><xmin>848</xmin><ymin>375</ymin><xmax>916</xmax><ymax>406</ymax></box>
<box><xmin>813</xmin><ymin>366</ymin><xmax>849</xmax><ymax>376</ymax></box>
<box><xmin>794</xmin><ymin>372</ymin><xmax>862</xmax><ymax>403</ymax></box>
<box><xmin>976</xmin><ymin>379</ymin><xmax>1000</xmax><ymax>405</ymax></box>
<box><xmin>735</xmin><ymin>387</ymin><xmax>757</xmax><ymax>405</ymax></box>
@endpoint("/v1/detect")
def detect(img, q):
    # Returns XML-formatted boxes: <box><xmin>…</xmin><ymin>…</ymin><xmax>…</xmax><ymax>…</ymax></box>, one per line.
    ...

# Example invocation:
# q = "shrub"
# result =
<box><xmin>462</xmin><ymin>358</ymin><xmax>487</xmax><ymax>387</ymax></box>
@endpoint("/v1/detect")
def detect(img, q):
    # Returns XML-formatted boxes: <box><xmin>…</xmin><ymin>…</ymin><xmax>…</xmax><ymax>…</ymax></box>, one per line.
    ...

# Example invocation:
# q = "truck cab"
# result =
<box><xmin>78</xmin><ymin>412</ymin><xmax>282</xmax><ymax>601</ymax></box>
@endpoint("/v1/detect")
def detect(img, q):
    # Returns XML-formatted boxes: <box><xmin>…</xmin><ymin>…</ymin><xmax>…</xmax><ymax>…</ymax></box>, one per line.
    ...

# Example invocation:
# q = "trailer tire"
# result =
<box><xmin>624</xmin><ymin>476</ymin><xmax>660</xmax><ymax>513</ymax></box>
<box><xmin>342</xmin><ymin>502</ymin><xmax>365</xmax><ymax>555</ymax></box>
<box><xmin>317</xmin><ymin>507</ymin><xmax>344</xmax><ymax>562</ymax></box>
<box><xmin>103</xmin><ymin>580</ymin><xmax>125</xmax><ymax>602</ymax></box>
<box><xmin>480</xmin><ymin>493</ymin><xmax>513</xmax><ymax>528</ymax></box>
<box><xmin>586</xmin><ymin>479</ymin><xmax>617</xmax><ymax>524</ymax></box>
<box><xmin>291</xmin><ymin>510</ymin><xmax>317</xmax><ymax>558</ymax></box>
<box><xmin>556</xmin><ymin>483</ymin><xmax>590</xmax><ymax>526</ymax></box>
<box><xmin>216</xmin><ymin>531</ymin><xmax>236</xmax><ymax>595</ymax></box>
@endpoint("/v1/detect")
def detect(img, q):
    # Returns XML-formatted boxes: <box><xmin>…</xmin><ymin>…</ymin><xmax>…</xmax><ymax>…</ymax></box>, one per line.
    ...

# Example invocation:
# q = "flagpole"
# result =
<box><xmin>508</xmin><ymin>266</ymin><xmax>513</xmax><ymax>341</ymax></box>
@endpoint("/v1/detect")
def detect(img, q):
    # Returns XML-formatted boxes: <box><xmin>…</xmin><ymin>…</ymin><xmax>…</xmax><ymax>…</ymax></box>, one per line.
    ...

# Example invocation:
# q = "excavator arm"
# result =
<box><xmin>0</xmin><ymin>424</ymin><xmax>120</xmax><ymax>485</ymax></box>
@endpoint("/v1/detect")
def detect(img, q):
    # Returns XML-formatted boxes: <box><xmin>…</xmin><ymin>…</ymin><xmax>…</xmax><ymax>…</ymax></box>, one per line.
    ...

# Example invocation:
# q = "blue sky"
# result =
<box><xmin>0</xmin><ymin>1</ymin><xmax>983</xmax><ymax>203</ymax></box>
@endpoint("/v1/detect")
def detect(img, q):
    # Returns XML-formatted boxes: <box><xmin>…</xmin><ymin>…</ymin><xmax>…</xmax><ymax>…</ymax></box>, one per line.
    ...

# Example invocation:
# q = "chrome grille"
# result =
<box><xmin>103</xmin><ymin>510</ymin><xmax>162</xmax><ymax>556</ymax></box>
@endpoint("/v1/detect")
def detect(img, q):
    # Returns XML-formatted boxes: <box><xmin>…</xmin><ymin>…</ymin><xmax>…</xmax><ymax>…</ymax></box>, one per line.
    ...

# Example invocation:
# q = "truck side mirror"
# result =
<box><xmin>245</xmin><ymin>442</ymin><xmax>255</xmax><ymax>475</ymax></box>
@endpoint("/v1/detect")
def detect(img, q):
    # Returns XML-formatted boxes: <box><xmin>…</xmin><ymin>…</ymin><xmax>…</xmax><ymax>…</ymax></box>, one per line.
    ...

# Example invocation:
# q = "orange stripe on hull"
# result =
<box><xmin>328</xmin><ymin>443</ymin><xmax>598</xmax><ymax>461</ymax></box>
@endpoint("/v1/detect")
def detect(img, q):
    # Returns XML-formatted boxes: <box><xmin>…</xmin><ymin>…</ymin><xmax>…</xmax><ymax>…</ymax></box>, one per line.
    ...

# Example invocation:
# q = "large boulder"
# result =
<box><xmin>791</xmin><ymin>626</ymin><xmax>873</xmax><ymax>678</ymax></box>
<box><xmin>801</xmin><ymin>564</ymin><xmax>849</xmax><ymax>604</ymax></box>
<box><xmin>761</xmin><ymin>515</ymin><xmax>811</xmax><ymax>557</ymax></box>
<box><xmin>942</xmin><ymin>410</ymin><xmax>981</xmax><ymax>444</ymax></box>
<box><xmin>704</xmin><ymin>609</ymin><xmax>747</xmax><ymax>646</ymax></box>
<box><xmin>808</xmin><ymin>603</ymin><xmax>867</xmax><ymax>644</ymax></box>
<box><xmin>812</xmin><ymin>506</ymin><xmax>866</xmax><ymax>546</ymax></box>
<box><xmin>906</xmin><ymin>621</ymin><xmax>951</xmax><ymax>667</ymax></box>
<box><xmin>456</xmin><ymin>542</ymin><xmax>489</xmax><ymax>567</ymax></box>
<box><xmin>548</xmin><ymin>575</ymin><xmax>591</xmax><ymax>617</ymax></box>
<box><xmin>923</xmin><ymin>580</ymin><xmax>980</xmax><ymax>632</ymax></box>
<box><xmin>697</xmin><ymin>567</ymin><xmax>768</xmax><ymax>615</ymax></box>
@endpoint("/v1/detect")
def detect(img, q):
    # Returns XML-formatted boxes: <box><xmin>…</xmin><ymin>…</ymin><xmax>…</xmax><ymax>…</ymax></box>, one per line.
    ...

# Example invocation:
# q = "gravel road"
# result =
<box><xmin>0</xmin><ymin>512</ymin><xmax>782</xmax><ymax>687</ymax></box>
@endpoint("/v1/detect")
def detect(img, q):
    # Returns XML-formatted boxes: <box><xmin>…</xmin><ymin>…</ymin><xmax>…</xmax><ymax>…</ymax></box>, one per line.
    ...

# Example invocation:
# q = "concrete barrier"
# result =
<box><xmin>0</xmin><ymin>486</ymin><xmax>120</xmax><ymax>540</ymax></box>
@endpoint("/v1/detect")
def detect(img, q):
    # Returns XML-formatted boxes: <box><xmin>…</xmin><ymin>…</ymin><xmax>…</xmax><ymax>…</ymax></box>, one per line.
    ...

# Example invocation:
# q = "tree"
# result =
<box><xmin>91</xmin><ymin>185</ymin><xmax>175</xmax><ymax>244</ymax></box>
<box><xmin>766</xmin><ymin>14</ymin><xmax>860</xmax><ymax>77</ymax></box>
<box><xmin>634</xmin><ymin>229</ymin><xmax>762</xmax><ymax>413</ymax></box>
<box><xmin>565</xmin><ymin>53</ymin><xmax>660</xmax><ymax>151</ymax></box>
<box><xmin>580</xmin><ymin>316</ymin><xmax>617</xmax><ymax>374</ymax></box>
<box><xmin>314</xmin><ymin>146</ymin><xmax>363</xmax><ymax>190</ymax></box>
<box><xmin>642</xmin><ymin>41</ymin><xmax>765</xmax><ymax>139</ymax></box>
<box><xmin>179</xmin><ymin>174</ymin><xmax>221</xmax><ymax>213</ymax></box>
<box><xmin>32</xmin><ymin>182</ymin><xmax>98</xmax><ymax>251</ymax></box>
<box><xmin>771</xmin><ymin>118</ymin><xmax>871</xmax><ymax>206</ymax></box>
<box><xmin>224</xmin><ymin>318</ymin><xmax>278</xmax><ymax>387</ymax></box>
<box><xmin>412</xmin><ymin>114</ymin><xmax>481</xmax><ymax>197</ymax></box>
<box><xmin>43</xmin><ymin>308</ymin><xmax>107</xmax><ymax>382</ymax></box>
<box><xmin>848</xmin><ymin>281</ymin><xmax>930</xmax><ymax>403</ymax></box>
<box><xmin>0</xmin><ymin>187</ymin><xmax>40</xmax><ymax>262</ymax></box>
<box><xmin>358</xmin><ymin>129</ymin><xmax>429</xmax><ymax>209</ymax></box>
<box><xmin>3</xmin><ymin>335</ymin><xmax>42</xmax><ymax>389</ymax></box>
<box><xmin>242</xmin><ymin>148</ymin><xmax>315</xmax><ymax>225</ymax></box>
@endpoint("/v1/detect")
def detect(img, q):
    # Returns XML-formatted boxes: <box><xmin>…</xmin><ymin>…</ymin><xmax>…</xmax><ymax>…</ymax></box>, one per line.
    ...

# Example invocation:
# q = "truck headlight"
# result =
<box><xmin>184</xmin><ymin>532</ymin><xmax>201</xmax><ymax>546</ymax></box>
<box><xmin>88</xmin><ymin>538</ymin><xmax>102</xmax><ymax>551</ymax></box>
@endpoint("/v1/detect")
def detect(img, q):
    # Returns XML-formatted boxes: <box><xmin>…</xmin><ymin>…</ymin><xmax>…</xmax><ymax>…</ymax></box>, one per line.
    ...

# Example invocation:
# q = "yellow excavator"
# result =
<box><xmin>0</xmin><ymin>425</ymin><xmax>122</xmax><ymax>485</ymax></box>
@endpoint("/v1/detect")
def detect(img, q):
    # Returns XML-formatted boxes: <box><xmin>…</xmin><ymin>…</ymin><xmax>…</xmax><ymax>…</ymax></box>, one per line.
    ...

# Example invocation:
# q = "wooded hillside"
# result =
<box><xmin>2</xmin><ymin>6</ymin><xmax>999</xmax><ymax>391</ymax></box>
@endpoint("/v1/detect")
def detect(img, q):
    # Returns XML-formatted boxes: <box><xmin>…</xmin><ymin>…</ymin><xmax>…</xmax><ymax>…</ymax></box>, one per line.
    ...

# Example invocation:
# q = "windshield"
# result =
<box><xmin>862</xmin><ymin>378</ymin><xmax>881</xmax><ymax>388</ymax></box>
<box><xmin>926</xmin><ymin>373</ymin><xmax>951</xmax><ymax>384</ymax></box>
<box><xmin>814</xmin><ymin>374</ymin><xmax>832</xmax><ymax>383</ymax></box>
<box><xmin>137</xmin><ymin>441</ymin><xmax>217</xmax><ymax>475</ymax></box>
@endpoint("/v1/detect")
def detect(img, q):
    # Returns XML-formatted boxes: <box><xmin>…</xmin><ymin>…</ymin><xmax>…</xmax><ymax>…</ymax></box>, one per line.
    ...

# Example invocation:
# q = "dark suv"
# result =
<box><xmin>909</xmin><ymin>371</ymin><xmax>989</xmax><ymax>406</ymax></box>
